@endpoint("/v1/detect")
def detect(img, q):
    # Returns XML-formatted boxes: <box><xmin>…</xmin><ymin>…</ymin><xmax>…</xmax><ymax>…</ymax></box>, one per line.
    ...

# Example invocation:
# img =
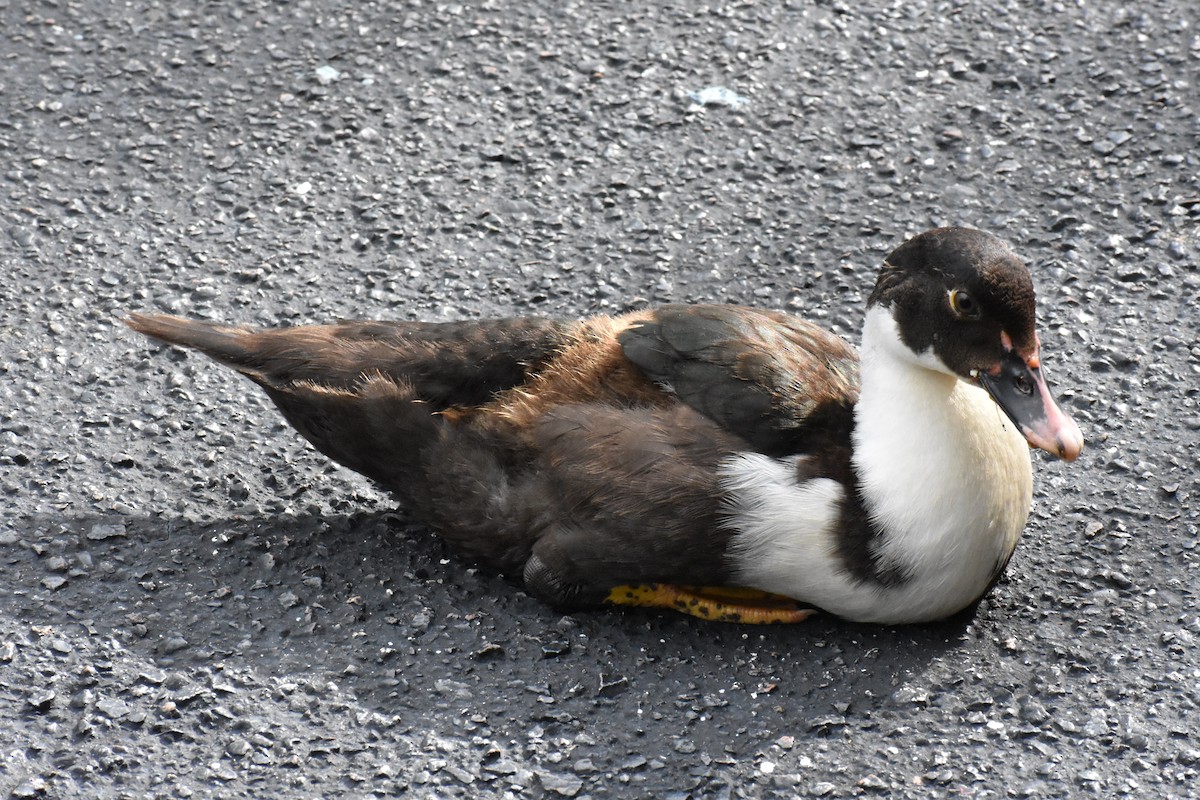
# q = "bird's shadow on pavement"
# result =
<box><xmin>8</xmin><ymin>510</ymin><xmax>976</xmax><ymax>735</ymax></box>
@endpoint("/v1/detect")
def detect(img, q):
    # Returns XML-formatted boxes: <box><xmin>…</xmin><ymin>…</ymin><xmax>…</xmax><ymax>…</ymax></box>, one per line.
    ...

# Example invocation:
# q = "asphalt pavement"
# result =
<box><xmin>2</xmin><ymin>0</ymin><xmax>1198</xmax><ymax>797</ymax></box>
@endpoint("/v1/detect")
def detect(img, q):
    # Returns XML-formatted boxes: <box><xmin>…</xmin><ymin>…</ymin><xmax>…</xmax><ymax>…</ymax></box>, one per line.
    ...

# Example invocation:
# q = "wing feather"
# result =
<box><xmin>618</xmin><ymin>305</ymin><xmax>859</xmax><ymax>456</ymax></box>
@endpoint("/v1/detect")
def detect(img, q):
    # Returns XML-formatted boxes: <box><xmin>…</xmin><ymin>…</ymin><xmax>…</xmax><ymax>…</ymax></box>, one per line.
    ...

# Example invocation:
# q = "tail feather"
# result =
<box><xmin>125</xmin><ymin>313</ymin><xmax>369</xmax><ymax>389</ymax></box>
<box><xmin>125</xmin><ymin>312</ymin><xmax>574</xmax><ymax>408</ymax></box>
<box><xmin>125</xmin><ymin>313</ymin><xmax>262</xmax><ymax>371</ymax></box>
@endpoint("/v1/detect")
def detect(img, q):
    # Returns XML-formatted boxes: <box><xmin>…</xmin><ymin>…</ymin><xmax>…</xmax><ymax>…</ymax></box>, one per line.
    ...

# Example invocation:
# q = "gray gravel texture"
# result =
<box><xmin>2</xmin><ymin>0</ymin><xmax>1198</xmax><ymax>797</ymax></box>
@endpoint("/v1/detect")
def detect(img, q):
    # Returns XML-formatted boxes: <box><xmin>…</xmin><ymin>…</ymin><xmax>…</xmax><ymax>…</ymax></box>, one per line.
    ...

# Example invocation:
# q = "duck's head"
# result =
<box><xmin>868</xmin><ymin>227</ymin><xmax>1084</xmax><ymax>462</ymax></box>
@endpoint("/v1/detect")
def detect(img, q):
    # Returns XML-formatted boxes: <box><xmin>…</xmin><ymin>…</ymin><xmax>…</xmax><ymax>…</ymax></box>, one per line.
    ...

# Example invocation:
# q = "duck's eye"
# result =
<box><xmin>949</xmin><ymin>289</ymin><xmax>981</xmax><ymax>320</ymax></box>
<box><xmin>1013</xmin><ymin>372</ymin><xmax>1033</xmax><ymax>396</ymax></box>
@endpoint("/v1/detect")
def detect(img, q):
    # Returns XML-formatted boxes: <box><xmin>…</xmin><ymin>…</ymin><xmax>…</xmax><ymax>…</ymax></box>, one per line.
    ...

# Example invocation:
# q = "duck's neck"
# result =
<box><xmin>851</xmin><ymin>306</ymin><xmax>1032</xmax><ymax>615</ymax></box>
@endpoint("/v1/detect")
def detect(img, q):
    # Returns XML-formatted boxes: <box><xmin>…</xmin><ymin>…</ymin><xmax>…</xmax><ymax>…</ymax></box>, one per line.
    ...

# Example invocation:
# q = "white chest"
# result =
<box><xmin>849</xmin><ymin>371</ymin><xmax>1032</xmax><ymax>622</ymax></box>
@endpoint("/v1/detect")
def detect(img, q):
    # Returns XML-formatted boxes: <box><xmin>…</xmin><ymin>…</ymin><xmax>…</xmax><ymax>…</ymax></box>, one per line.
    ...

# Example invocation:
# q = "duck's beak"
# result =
<box><xmin>977</xmin><ymin>347</ymin><xmax>1084</xmax><ymax>462</ymax></box>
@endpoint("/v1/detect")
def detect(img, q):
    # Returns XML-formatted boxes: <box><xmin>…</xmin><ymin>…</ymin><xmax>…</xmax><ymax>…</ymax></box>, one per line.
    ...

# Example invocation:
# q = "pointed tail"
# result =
<box><xmin>125</xmin><ymin>313</ymin><xmax>263</xmax><ymax>371</ymax></box>
<box><xmin>126</xmin><ymin>312</ymin><xmax>575</xmax><ymax>406</ymax></box>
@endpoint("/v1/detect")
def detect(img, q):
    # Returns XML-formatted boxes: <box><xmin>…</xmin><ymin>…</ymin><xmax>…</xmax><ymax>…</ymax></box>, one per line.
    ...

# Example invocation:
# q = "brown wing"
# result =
<box><xmin>617</xmin><ymin>305</ymin><xmax>860</xmax><ymax>456</ymax></box>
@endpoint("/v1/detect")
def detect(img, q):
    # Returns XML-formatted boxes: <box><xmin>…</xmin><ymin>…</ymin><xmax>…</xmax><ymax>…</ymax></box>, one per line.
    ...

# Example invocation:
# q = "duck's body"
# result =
<box><xmin>127</xmin><ymin>227</ymin><xmax>1082</xmax><ymax>624</ymax></box>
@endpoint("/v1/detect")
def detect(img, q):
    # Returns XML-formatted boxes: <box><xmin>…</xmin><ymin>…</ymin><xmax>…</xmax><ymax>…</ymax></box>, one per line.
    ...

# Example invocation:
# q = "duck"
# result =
<box><xmin>125</xmin><ymin>227</ymin><xmax>1083</xmax><ymax>625</ymax></box>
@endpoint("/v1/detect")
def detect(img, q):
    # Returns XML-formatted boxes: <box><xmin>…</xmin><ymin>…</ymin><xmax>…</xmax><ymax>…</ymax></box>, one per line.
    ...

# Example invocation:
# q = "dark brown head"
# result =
<box><xmin>869</xmin><ymin>227</ymin><xmax>1038</xmax><ymax>376</ymax></box>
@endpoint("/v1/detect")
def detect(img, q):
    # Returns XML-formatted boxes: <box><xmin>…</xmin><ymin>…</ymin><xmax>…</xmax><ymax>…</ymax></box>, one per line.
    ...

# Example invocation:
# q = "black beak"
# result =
<box><xmin>977</xmin><ymin>350</ymin><xmax>1083</xmax><ymax>461</ymax></box>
